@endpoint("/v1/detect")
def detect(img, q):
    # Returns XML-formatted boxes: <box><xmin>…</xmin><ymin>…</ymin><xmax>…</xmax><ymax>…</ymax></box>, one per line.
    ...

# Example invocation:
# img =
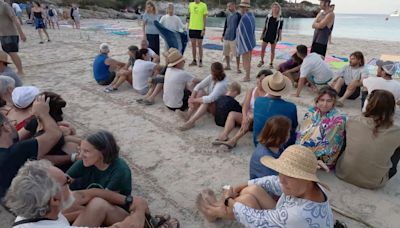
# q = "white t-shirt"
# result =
<box><xmin>160</xmin><ymin>15</ymin><xmax>185</xmax><ymax>32</ymax></box>
<box><xmin>362</xmin><ymin>77</ymin><xmax>400</xmax><ymax>120</ymax></box>
<box><xmin>147</xmin><ymin>48</ymin><xmax>157</xmax><ymax>58</ymax></box>
<box><xmin>132</xmin><ymin>59</ymin><xmax>156</xmax><ymax>91</ymax></box>
<box><xmin>12</xmin><ymin>3</ymin><xmax>22</xmax><ymax>12</ymax></box>
<box><xmin>163</xmin><ymin>67</ymin><xmax>194</xmax><ymax>108</ymax></box>
<box><xmin>14</xmin><ymin>214</ymin><xmax>85</xmax><ymax>228</ymax></box>
<box><xmin>337</xmin><ymin>65</ymin><xmax>368</xmax><ymax>85</ymax></box>
<box><xmin>300</xmin><ymin>53</ymin><xmax>334</xmax><ymax>84</ymax></box>
<box><xmin>193</xmin><ymin>75</ymin><xmax>228</xmax><ymax>103</ymax></box>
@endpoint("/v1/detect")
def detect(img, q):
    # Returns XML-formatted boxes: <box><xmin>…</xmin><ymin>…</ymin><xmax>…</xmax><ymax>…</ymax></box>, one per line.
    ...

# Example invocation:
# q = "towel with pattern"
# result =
<box><xmin>236</xmin><ymin>12</ymin><xmax>256</xmax><ymax>56</ymax></box>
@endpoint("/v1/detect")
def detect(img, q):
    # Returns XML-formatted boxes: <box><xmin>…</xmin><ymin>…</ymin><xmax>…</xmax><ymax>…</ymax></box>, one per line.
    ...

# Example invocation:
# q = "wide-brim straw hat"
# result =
<box><xmin>262</xmin><ymin>71</ymin><xmax>292</xmax><ymax>97</ymax></box>
<box><xmin>167</xmin><ymin>49</ymin><xmax>185</xmax><ymax>67</ymax></box>
<box><xmin>261</xmin><ymin>145</ymin><xmax>329</xmax><ymax>190</ymax></box>
<box><xmin>0</xmin><ymin>51</ymin><xmax>12</xmax><ymax>64</ymax></box>
<box><xmin>238</xmin><ymin>0</ymin><xmax>251</xmax><ymax>8</ymax></box>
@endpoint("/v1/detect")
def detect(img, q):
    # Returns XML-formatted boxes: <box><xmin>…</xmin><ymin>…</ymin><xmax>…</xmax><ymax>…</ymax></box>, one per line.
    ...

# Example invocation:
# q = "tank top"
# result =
<box><xmin>33</xmin><ymin>11</ymin><xmax>43</xmax><ymax>19</ymax></box>
<box><xmin>93</xmin><ymin>54</ymin><xmax>110</xmax><ymax>81</ymax></box>
<box><xmin>312</xmin><ymin>12</ymin><xmax>332</xmax><ymax>45</ymax></box>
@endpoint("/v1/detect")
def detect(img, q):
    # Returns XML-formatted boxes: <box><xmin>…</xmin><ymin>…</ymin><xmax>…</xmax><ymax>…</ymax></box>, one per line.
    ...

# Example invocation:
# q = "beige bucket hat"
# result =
<box><xmin>262</xmin><ymin>71</ymin><xmax>292</xmax><ymax>97</ymax></box>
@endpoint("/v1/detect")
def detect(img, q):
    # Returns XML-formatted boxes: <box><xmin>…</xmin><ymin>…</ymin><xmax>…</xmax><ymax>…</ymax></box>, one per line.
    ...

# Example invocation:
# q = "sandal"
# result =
<box><xmin>143</xmin><ymin>99</ymin><xmax>155</xmax><ymax>105</ymax></box>
<box><xmin>157</xmin><ymin>217</ymin><xmax>180</xmax><ymax>228</ymax></box>
<box><xmin>104</xmin><ymin>87</ymin><xmax>117</xmax><ymax>93</ymax></box>
<box><xmin>136</xmin><ymin>98</ymin><xmax>145</xmax><ymax>103</ymax></box>
<box><xmin>220</xmin><ymin>142</ymin><xmax>236</xmax><ymax>150</ymax></box>
<box><xmin>212</xmin><ymin>138</ymin><xmax>228</xmax><ymax>146</ymax></box>
<box><xmin>257</xmin><ymin>61</ymin><xmax>264</xmax><ymax>68</ymax></box>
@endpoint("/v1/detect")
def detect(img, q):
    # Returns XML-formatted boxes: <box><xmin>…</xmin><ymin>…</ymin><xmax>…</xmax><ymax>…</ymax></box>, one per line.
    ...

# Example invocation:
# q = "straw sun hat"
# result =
<box><xmin>167</xmin><ymin>49</ymin><xmax>185</xmax><ymax>67</ymax></box>
<box><xmin>262</xmin><ymin>71</ymin><xmax>292</xmax><ymax>97</ymax></box>
<box><xmin>238</xmin><ymin>0</ymin><xmax>251</xmax><ymax>8</ymax></box>
<box><xmin>0</xmin><ymin>51</ymin><xmax>11</xmax><ymax>64</ymax></box>
<box><xmin>261</xmin><ymin>145</ymin><xmax>329</xmax><ymax>189</ymax></box>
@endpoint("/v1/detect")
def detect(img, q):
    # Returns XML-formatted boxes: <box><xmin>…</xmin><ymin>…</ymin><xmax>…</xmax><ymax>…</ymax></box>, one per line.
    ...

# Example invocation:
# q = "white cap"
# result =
<box><xmin>12</xmin><ymin>86</ymin><xmax>40</xmax><ymax>109</ymax></box>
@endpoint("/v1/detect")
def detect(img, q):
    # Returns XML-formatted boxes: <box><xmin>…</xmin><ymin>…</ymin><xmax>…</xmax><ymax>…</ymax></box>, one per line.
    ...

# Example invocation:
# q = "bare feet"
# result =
<box><xmin>196</xmin><ymin>193</ymin><xmax>218</xmax><ymax>222</ymax></box>
<box><xmin>177</xmin><ymin>122</ymin><xmax>195</xmax><ymax>131</ymax></box>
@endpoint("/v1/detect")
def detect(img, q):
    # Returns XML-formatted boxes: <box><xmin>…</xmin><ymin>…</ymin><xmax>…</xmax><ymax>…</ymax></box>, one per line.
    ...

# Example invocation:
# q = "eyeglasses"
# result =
<box><xmin>63</xmin><ymin>175</ymin><xmax>72</xmax><ymax>186</ymax></box>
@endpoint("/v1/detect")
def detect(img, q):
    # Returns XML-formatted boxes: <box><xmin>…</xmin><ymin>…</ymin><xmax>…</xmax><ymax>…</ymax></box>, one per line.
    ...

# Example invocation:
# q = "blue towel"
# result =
<box><xmin>236</xmin><ymin>12</ymin><xmax>256</xmax><ymax>56</ymax></box>
<box><xmin>154</xmin><ymin>21</ymin><xmax>188</xmax><ymax>54</ymax></box>
<box><xmin>203</xmin><ymin>43</ymin><xmax>223</xmax><ymax>50</ymax></box>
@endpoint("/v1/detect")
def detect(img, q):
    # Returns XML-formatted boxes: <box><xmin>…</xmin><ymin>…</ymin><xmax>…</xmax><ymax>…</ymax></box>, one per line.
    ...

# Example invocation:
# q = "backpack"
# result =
<box><xmin>48</xmin><ymin>9</ymin><xmax>54</xmax><ymax>17</ymax></box>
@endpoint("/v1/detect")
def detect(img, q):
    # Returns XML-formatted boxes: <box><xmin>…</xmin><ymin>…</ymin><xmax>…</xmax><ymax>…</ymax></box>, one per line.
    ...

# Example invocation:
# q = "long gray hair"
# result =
<box><xmin>5</xmin><ymin>160</ymin><xmax>60</xmax><ymax>219</ymax></box>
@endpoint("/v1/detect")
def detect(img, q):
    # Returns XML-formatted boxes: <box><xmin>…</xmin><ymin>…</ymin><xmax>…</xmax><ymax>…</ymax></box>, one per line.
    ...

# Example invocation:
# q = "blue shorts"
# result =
<box><xmin>34</xmin><ymin>18</ymin><xmax>46</xmax><ymax>29</ymax></box>
<box><xmin>306</xmin><ymin>75</ymin><xmax>331</xmax><ymax>85</ymax></box>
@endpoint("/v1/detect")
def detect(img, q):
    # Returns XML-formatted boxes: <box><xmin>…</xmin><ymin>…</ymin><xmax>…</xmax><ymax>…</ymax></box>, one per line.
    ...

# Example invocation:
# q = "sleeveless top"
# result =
<box><xmin>312</xmin><ymin>12</ymin><xmax>332</xmax><ymax>45</ymax></box>
<box><xmin>33</xmin><ymin>11</ymin><xmax>43</xmax><ymax>19</ymax></box>
<box><xmin>93</xmin><ymin>54</ymin><xmax>110</xmax><ymax>81</ymax></box>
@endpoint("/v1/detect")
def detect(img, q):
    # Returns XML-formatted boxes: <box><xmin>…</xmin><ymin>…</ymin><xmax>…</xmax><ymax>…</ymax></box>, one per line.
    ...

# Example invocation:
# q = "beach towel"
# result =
<box><xmin>236</xmin><ymin>12</ymin><xmax>256</xmax><ymax>56</ymax></box>
<box><xmin>154</xmin><ymin>21</ymin><xmax>188</xmax><ymax>54</ymax></box>
<box><xmin>203</xmin><ymin>43</ymin><xmax>223</xmax><ymax>51</ymax></box>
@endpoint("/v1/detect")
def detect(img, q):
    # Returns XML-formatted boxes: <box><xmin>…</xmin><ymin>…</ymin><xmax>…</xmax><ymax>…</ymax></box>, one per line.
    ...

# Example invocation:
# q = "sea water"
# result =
<box><xmin>205</xmin><ymin>14</ymin><xmax>400</xmax><ymax>42</ymax></box>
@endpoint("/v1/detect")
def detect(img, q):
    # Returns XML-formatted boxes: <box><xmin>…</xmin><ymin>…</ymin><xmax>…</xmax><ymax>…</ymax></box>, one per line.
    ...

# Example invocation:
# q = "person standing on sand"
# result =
<box><xmin>11</xmin><ymin>1</ymin><xmax>23</xmax><ymax>25</ymax></box>
<box><xmin>221</xmin><ymin>2</ymin><xmax>241</xmax><ymax>73</ymax></box>
<box><xmin>142</xmin><ymin>1</ymin><xmax>160</xmax><ymax>55</ymax></box>
<box><xmin>258</xmin><ymin>2</ymin><xmax>284</xmax><ymax>69</ymax></box>
<box><xmin>328</xmin><ymin>4</ymin><xmax>335</xmax><ymax>44</ymax></box>
<box><xmin>188</xmin><ymin>0</ymin><xmax>208</xmax><ymax>67</ymax></box>
<box><xmin>236</xmin><ymin>0</ymin><xmax>256</xmax><ymax>82</ymax></box>
<box><xmin>31</xmin><ymin>1</ymin><xmax>51</xmax><ymax>44</ymax></box>
<box><xmin>311</xmin><ymin>0</ymin><xmax>335</xmax><ymax>57</ymax></box>
<box><xmin>0</xmin><ymin>0</ymin><xmax>26</xmax><ymax>76</ymax></box>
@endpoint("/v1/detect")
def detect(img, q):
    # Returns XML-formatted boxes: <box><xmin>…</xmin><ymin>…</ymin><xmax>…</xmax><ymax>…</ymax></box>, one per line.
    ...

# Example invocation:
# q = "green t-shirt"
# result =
<box><xmin>188</xmin><ymin>1</ymin><xmax>208</xmax><ymax>30</ymax></box>
<box><xmin>67</xmin><ymin>158</ymin><xmax>132</xmax><ymax>196</ymax></box>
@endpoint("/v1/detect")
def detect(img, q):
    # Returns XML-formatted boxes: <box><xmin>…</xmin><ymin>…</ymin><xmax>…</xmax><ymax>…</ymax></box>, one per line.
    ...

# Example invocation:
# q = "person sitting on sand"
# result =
<box><xmin>330</xmin><ymin>51</ymin><xmax>367</xmax><ymax>107</ymax></box>
<box><xmin>336</xmin><ymin>90</ymin><xmax>400</xmax><ymax>189</ymax></box>
<box><xmin>177</xmin><ymin>62</ymin><xmax>228</xmax><ymax>131</ymax></box>
<box><xmin>104</xmin><ymin>45</ymin><xmax>139</xmax><ymax>93</ymax></box>
<box><xmin>294</xmin><ymin>52</ymin><xmax>334</xmax><ymax>97</ymax></box>
<box><xmin>132</xmin><ymin>48</ymin><xmax>160</xmax><ymax>95</ymax></box>
<box><xmin>213</xmin><ymin>82</ymin><xmax>242</xmax><ymax>127</ymax></box>
<box><xmin>66</xmin><ymin>130</ymin><xmax>131</xmax><ymax>198</ymax></box>
<box><xmin>5</xmin><ymin>160</ymin><xmax>180</xmax><ymax>227</ymax></box>
<box><xmin>296</xmin><ymin>86</ymin><xmax>347</xmax><ymax>169</ymax></box>
<box><xmin>0</xmin><ymin>76</ymin><xmax>16</xmax><ymax>107</ymax></box>
<box><xmin>196</xmin><ymin>145</ymin><xmax>333</xmax><ymax>227</ymax></box>
<box><xmin>18</xmin><ymin>92</ymin><xmax>81</xmax><ymax>171</ymax></box>
<box><xmin>212</xmin><ymin>69</ymin><xmax>272</xmax><ymax>149</ymax></box>
<box><xmin>361</xmin><ymin>60</ymin><xmax>400</xmax><ymax>114</ymax></box>
<box><xmin>162</xmin><ymin>48</ymin><xmax>200</xmax><ymax>110</ymax></box>
<box><xmin>140</xmin><ymin>39</ymin><xmax>160</xmax><ymax>63</ymax></box>
<box><xmin>278</xmin><ymin>45</ymin><xmax>307</xmax><ymax>85</ymax></box>
<box><xmin>0</xmin><ymin>51</ymin><xmax>23</xmax><ymax>87</ymax></box>
<box><xmin>253</xmin><ymin>71</ymin><xmax>298</xmax><ymax>146</ymax></box>
<box><xmin>0</xmin><ymin>95</ymin><xmax>62</xmax><ymax>199</ymax></box>
<box><xmin>93</xmin><ymin>43</ymin><xmax>125</xmax><ymax>86</ymax></box>
<box><xmin>249</xmin><ymin>116</ymin><xmax>292</xmax><ymax>179</ymax></box>
<box><xmin>1</xmin><ymin>86</ymin><xmax>39</xmax><ymax>131</ymax></box>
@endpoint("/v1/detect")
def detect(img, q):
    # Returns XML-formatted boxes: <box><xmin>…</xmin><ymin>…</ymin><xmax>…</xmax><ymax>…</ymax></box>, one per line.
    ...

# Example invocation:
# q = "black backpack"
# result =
<box><xmin>48</xmin><ymin>9</ymin><xmax>54</xmax><ymax>17</ymax></box>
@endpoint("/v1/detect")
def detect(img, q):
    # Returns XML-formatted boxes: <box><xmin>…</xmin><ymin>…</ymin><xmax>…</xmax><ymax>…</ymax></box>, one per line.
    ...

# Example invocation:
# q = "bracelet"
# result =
<box><xmin>70</xmin><ymin>152</ymin><xmax>77</xmax><ymax>162</ymax></box>
<box><xmin>224</xmin><ymin>196</ymin><xmax>234</xmax><ymax>207</ymax></box>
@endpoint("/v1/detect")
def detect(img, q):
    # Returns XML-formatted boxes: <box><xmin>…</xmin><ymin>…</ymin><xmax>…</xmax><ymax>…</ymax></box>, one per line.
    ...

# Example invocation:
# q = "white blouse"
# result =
<box><xmin>193</xmin><ymin>75</ymin><xmax>228</xmax><ymax>104</ymax></box>
<box><xmin>233</xmin><ymin>176</ymin><xmax>334</xmax><ymax>228</ymax></box>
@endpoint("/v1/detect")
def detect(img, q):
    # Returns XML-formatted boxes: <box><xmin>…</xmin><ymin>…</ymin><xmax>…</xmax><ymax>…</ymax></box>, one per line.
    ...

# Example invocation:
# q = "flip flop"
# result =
<box><xmin>143</xmin><ymin>100</ymin><xmax>155</xmax><ymax>105</ymax></box>
<box><xmin>136</xmin><ymin>98</ymin><xmax>145</xmax><ymax>104</ymax></box>
<box><xmin>220</xmin><ymin>142</ymin><xmax>236</xmax><ymax>150</ymax></box>
<box><xmin>211</xmin><ymin>139</ymin><xmax>228</xmax><ymax>146</ymax></box>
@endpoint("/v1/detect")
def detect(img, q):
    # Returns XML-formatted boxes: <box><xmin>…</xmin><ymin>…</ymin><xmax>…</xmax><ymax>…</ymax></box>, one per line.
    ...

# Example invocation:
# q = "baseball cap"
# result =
<box><xmin>12</xmin><ymin>86</ymin><xmax>40</xmax><ymax>109</ymax></box>
<box><xmin>376</xmin><ymin>60</ymin><xmax>396</xmax><ymax>76</ymax></box>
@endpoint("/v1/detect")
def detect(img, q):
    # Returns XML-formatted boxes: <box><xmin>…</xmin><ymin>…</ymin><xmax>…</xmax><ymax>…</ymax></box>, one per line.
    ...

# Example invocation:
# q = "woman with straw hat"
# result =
<box><xmin>196</xmin><ymin>145</ymin><xmax>334</xmax><ymax>227</ymax></box>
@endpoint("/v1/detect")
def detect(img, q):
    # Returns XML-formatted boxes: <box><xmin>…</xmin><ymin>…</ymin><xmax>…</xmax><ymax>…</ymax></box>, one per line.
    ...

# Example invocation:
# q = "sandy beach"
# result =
<box><xmin>1</xmin><ymin>18</ymin><xmax>400</xmax><ymax>228</ymax></box>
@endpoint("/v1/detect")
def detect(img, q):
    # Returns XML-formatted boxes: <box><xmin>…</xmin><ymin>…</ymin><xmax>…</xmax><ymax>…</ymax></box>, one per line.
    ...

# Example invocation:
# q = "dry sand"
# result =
<box><xmin>1</xmin><ymin>19</ymin><xmax>400</xmax><ymax>228</ymax></box>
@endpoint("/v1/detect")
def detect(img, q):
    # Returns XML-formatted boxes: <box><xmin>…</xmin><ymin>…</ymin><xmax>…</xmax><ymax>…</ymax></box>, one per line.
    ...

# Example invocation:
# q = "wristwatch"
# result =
<box><xmin>125</xmin><ymin>195</ymin><xmax>133</xmax><ymax>208</ymax></box>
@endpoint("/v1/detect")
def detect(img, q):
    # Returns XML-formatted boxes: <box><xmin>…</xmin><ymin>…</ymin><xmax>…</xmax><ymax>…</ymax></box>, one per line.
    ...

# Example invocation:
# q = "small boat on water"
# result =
<box><xmin>390</xmin><ymin>10</ymin><xmax>399</xmax><ymax>17</ymax></box>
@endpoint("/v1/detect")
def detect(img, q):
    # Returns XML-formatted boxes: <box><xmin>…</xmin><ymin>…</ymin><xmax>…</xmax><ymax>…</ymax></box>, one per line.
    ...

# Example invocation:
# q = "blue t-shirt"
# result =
<box><xmin>223</xmin><ymin>11</ymin><xmax>241</xmax><ymax>41</ymax></box>
<box><xmin>93</xmin><ymin>54</ymin><xmax>110</xmax><ymax>82</ymax></box>
<box><xmin>143</xmin><ymin>13</ymin><xmax>159</xmax><ymax>35</ymax></box>
<box><xmin>253</xmin><ymin>97</ymin><xmax>298</xmax><ymax>146</ymax></box>
<box><xmin>249</xmin><ymin>144</ymin><xmax>283</xmax><ymax>179</ymax></box>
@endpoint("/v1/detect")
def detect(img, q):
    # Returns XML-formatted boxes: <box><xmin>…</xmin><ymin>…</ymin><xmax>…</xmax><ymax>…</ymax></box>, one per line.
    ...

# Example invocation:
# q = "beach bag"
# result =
<box><xmin>48</xmin><ymin>9</ymin><xmax>54</xmax><ymax>17</ymax></box>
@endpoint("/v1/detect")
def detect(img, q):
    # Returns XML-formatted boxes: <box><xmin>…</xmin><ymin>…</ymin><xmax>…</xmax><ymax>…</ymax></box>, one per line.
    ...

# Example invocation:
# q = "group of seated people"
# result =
<box><xmin>0</xmin><ymin>76</ymin><xmax>179</xmax><ymax>227</ymax></box>
<box><xmin>91</xmin><ymin>39</ymin><xmax>400</xmax><ymax>226</ymax></box>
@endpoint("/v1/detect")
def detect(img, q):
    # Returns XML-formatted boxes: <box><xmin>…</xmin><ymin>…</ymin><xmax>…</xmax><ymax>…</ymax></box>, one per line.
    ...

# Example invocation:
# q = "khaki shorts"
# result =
<box><xmin>223</xmin><ymin>40</ymin><xmax>237</xmax><ymax>57</ymax></box>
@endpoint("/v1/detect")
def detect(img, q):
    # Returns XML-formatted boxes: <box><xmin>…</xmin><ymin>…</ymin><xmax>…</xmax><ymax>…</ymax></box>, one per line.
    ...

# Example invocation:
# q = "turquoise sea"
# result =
<box><xmin>206</xmin><ymin>14</ymin><xmax>400</xmax><ymax>42</ymax></box>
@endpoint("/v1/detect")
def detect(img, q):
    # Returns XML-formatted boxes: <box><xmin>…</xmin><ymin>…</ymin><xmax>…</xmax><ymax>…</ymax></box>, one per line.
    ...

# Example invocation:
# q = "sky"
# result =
<box><xmin>308</xmin><ymin>0</ymin><xmax>400</xmax><ymax>14</ymax></box>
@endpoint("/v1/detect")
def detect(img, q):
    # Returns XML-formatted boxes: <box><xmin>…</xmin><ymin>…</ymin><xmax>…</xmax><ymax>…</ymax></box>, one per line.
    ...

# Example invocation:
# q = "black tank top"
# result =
<box><xmin>313</xmin><ymin>12</ymin><xmax>333</xmax><ymax>45</ymax></box>
<box><xmin>33</xmin><ymin>11</ymin><xmax>43</xmax><ymax>19</ymax></box>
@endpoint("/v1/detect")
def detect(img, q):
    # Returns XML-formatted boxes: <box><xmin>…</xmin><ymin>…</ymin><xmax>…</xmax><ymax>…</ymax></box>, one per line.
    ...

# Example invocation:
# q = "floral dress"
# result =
<box><xmin>233</xmin><ymin>176</ymin><xmax>334</xmax><ymax>228</ymax></box>
<box><xmin>296</xmin><ymin>107</ymin><xmax>347</xmax><ymax>168</ymax></box>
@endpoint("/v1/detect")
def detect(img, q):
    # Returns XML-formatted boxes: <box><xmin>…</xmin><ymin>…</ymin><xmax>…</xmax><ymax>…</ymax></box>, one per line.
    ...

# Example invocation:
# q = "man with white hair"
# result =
<box><xmin>0</xmin><ymin>51</ymin><xmax>22</xmax><ymax>87</ymax></box>
<box><xmin>92</xmin><ymin>43</ymin><xmax>125</xmax><ymax>86</ymax></box>
<box><xmin>140</xmin><ymin>39</ymin><xmax>160</xmax><ymax>63</ymax></box>
<box><xmin>5</xmin><ymin>160</ymin><xmax>149</xmax><ymax>227</ymax></box>
<box><xmin>0</xmin><ymin>75</ymin><xmax>15</xmax><ymax>105</ymax></box>
<box><xmin>0</xmin><ymin>95</ymin><xmax>62</xmax><ymax>199</ymax></box>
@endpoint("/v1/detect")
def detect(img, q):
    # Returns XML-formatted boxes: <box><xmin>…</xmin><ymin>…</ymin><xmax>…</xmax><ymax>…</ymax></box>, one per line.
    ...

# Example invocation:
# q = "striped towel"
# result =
<box><xmin>154</xmin><ymin>21</ymin><xmax>188</xmax><ymax>54</ymax></box>
<box><xmin>236</xmin><ymin>12</ymin><xmax>256</xmax><ymax>56</ymax></box>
